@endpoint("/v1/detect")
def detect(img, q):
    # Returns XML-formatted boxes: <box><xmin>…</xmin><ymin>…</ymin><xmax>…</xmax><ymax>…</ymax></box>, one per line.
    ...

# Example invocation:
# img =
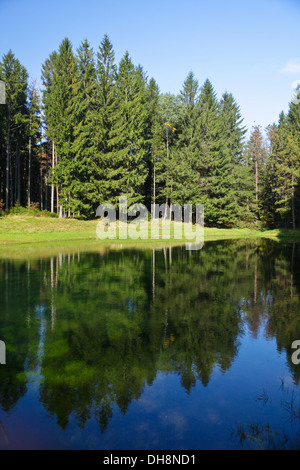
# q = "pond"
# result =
<box><xmin>0</xmin><ymin>239</ymin><xmax>300</xmax><ymax>450</ymax></box>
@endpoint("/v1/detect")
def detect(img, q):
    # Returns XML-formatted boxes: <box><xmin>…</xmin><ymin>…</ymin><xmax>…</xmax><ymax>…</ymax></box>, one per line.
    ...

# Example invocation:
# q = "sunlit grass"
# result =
<box><xmin>0</xmin><ymin>214</ymin><xmax>299</xmax><ymax>260</ymax></box>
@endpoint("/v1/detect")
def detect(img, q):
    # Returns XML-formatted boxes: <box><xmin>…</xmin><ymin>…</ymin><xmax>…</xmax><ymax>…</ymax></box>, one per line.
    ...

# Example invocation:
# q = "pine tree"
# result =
<box><xmin>179</xmin><ymin>71</ymin><xmax>200</xmax><ymax>149</ymax></box>
<box><xmin>219</xmin><ymin>91</ymin><xmax>249</xmax><ymax>225</ymax></box>
<box><xmin>0</xmin><ymin>50</ymin><xmax>28</xmax><ymax>209</ymax></box>
<box><xmin>41</xmin><ymin>50</ymin><xmax>58</xmax><ymax>213</ymax></box>
<box><xmin>197</xmin><ymin>79</ymin><xmax>235</xmax><ymax>226</ymax></box>
<box><xmin>288</xmin><ymin>85</ymin><xmax>300</xmax><ymax>141</ymax></box>
<box><xmin>93</xmin><ymin>34</ymin><xmax>117</xmax><ymax>206</ymax></box>
<box><xmin>244</xmin><ymin>125</ymin><xmax>266</xmax><ymax>223</ymax></box>
<box><xmin>144</xmin><ymin>77</ymin><xmax>162</xmax><ymax>211</ymax></box>
<box><xmin>27</xmin><ymin>81</ymin><xmax>41</xmax><ymax>207</ymax></box>
<box><xmin>271</xmin><ymin>122</ymin><xmax>300</xmax><ymax>229</ymax></box>
<box><xmin>155</xmin><ymin>93</ymin><xmax>184</xmax><ymax>213</ymax></box>
<box><xmin>70</xmin><ymin>39</ymin><xmax>97</xmax><ymax>217</ymax></box>
<box><xmin>0</xmin><ymin>81</ymin><xmax>5</xmax><ymax>205</ymax></box>
<box><xmin>175</xmin><ymin>72</ymin><xmax>201</xmax><ymax>206</ymax></box>
<box><xmin>260</xmin><ymin>123</ymin><xmax>280</xmax><ymax>228</ymax></box>
<box><xmin>108</xmin><ymin>52</ymin><xmax>149</xmax><ymax>206</ymax></box>
<box><xmin>48</xmin><ymin>38</ymin><xmax>77</xmax><ymax>217</ymax></box>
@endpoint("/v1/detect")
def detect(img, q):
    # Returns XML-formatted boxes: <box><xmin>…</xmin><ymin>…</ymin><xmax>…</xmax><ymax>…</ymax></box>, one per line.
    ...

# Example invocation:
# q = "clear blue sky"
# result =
<box><xmin>1</xmin><ymin>0</ymin><xmax>300</xmax><ymax>137</ymax></box>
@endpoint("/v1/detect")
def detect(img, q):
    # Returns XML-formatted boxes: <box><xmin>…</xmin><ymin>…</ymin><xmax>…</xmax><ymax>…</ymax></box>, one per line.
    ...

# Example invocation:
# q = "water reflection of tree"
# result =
<box><xmin>238</xmin><ymin>241</ymin><xmax>300</xmax><ymax>384</ymax></box>
<box><xmin>1</xmin><ymin>240</ymin><xmax>300</xmax><ymax>432</ymax></box>
<box><xmin>0</xmin><ymin>260</ymin><xmax>40</xmax><ymax>412</ymax></box>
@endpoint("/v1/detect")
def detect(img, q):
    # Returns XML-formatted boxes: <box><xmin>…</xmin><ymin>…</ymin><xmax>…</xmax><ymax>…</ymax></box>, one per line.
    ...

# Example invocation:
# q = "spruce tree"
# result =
<box><xmin>27</xmin><ymin>81</ymin><xmax>41</xmax><ymax>208</ymax></box>
<box><xmin>41</xmin><ymin>50</ymin><xmax>58</xmax><ymax>213</ymax></box>
<box><xmin>244</xmin><ymin>125</ymin><xmax>266</xmax><ymax>223</ymax></box>
<box><xmin>0</xmin><ymin>50</ymin><xmax>28</xmax><ymax>209</ymax></box>
<box><xmin>197</xmin><ymin>79</ymin><xmax>235</xmax><ymax>226</ymax></box>
<box><xmin>94</xmin><ymin>34</ymin><xmax>117</xmax><ymax>206</ymax></box>
<box><xmin>176</xmin><ymin>72</ymin><xmax>201</xmax><ymax>206</ymax></box>
<box><xmin>48</xmin><ymin>38</ymin><xmax>77</xmax><ymax>217</ymax></box>
<box><xmin>70</xmin><ymin>39</ymin><xmax>97</xmax><ymax>217</ymax></box>
<box><xmin>219</xmin><ymin>91</ymin><xmax>248</xmax><ymax>225</ymax></box>
<box><xmin>288</xmin><ymin>85</ymin><xmax>300</xmax><ymax>141</ymax></box>
<box><xmin>145</xmin><ymin>77</ymin><xmax>162</xmax><ymax>210</ymax></box>
<box><xmin>155</xmin><ymin>93</ymin><xmax>184</xmax><ymax>213</ymax></box>
<box><xmin>271</xmin><ymin>122</ymin><xmax>300</xmax><ymax>229</ymax></box>
<box><xmin>108</xmin><ymin>52</ymin><xmax>149</xmax><ymax>207</ymax></box>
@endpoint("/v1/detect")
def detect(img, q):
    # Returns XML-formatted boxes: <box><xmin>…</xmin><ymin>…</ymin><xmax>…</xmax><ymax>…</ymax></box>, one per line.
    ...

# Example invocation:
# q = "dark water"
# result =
<box><xmin>1</xmin><ymin>239</ymin><xmax>300</xmax><ymax>450</ymax></box>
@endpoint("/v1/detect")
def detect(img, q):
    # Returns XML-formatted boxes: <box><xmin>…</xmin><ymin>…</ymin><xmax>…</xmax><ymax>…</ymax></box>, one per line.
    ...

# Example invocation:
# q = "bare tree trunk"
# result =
<box><xmin>51</xmin><ymin>141</ymin><xmax>55</xmax><ymax>213</ymax></box>
<box><xmin>13</xmin><ymin>148</ymin><xmax>17</xmax><ymax>205</ymax></box>
<box><xmin>292</xmin><ymin>174</ymin><xmax>295</xmax><ymax>230</ymax></box>
<box><xmin>291</xmin><ymin>242</ymin><xmax>295</xmax><ymax>298</ymax></box>
<box><xmin>164</xmin><ymin>127</ymin><xmax>169</xmax><ymax>219</ymax></box>
<box><xmin>10</xmin><ymin>155</ymin><xmax>13</xmax><ymax>207</ymax></box>
<box><xmin>152</xmin><ymin>160</ymin><xmax>156</xmax><ymax>219</ymax></box>
<box><xmin>40</xmin><ymin>163</ymin><xmax>43</xmax><ymax>210</ymax></box>
<box><xmin>5</xmin><ymin>109</ymin><xmax>10</xmax><ymax>210</ymax></box>
<box><xmin>55</xmin><ymin>148</ymin><xmax>59</xmax><ymax>214</ymax></box>
<box><xmin>28</xmin><ymin>133</ymin><xmax>31</xmax><ymax>207</ymax></box>
<box><xmin>152</xmin><ymin>249</ymin><xmax>155</xmax><ymax>301</ymax></box>
<box><xmin>255</xmin><ymin>158</ymin><xmax>258</xmax><ymax>203</ymax></box>
<box><xmin>68</xmin><ymin>193</ymin><xmax>71</xmax><ymax>218</ymax></box>
<box><xmin>45</xmin><ymin>176</ymin><xmax>48</xmax><ymax>211</ymax></box>
<box><xmin>17</xmin><ymin>143</ymin><xmax>20</xmax><ymax>205</ymax></box>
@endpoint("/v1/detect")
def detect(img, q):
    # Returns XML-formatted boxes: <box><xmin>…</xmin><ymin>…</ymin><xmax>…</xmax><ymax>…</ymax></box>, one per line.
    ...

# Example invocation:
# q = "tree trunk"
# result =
<box><xmin>68</xmin><ymin>193</ymin><xmax>71</xmax><ymax>218</ymax></box>
<box><xmin>28</xmin><ymin>134</ymin><xmax>32</xmax><ymax>207</ymax></box>
<box><xmin>164</xmin><ymin>128</ymin><xmax>169</xmax><ymax>220</ymax></box>
<box><xmin>40</xmin><ymin>163</ymin><xmax>43</xmax><ymax>210</ymax></box>
<box><xmin>292</xmin><ymin>176</ymin><xmax>295</xmax><ymax>230</ymax></box>
<box><xmin>17</xmin><ymin>142</ymin><xmax>20</xmax><ymax>205</ymax></box>
<box><xmin>255</xmin><ymin>158</ymin><xmax>258</xmax><ymax>202</ymax></box>
<box><xmin>5</xmin><ymin>108</ymin><xmax>10</xmax><ymax>210</ymax></box>
<box><xmin>51</xmin><ymin>141</ymin><xmax>55</xmax><ymax>213</ymax></box>
<box><xmin>152</xmin><ymin>159</ymin><xmax>156</xmax><ymax>219</ymax></box>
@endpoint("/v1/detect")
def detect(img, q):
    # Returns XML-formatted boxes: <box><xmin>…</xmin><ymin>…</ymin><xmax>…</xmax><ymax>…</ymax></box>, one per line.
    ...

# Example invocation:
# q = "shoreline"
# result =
<box><xmin>1</xmin><ymin>216</ymin><xmax>299</xmax><ymax>259</ymax></box>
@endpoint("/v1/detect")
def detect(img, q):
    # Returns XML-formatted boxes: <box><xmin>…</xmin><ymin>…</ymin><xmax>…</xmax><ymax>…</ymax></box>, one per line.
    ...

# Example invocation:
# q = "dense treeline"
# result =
<box><xmin>1</xmin><ymin>35</ymin><xmax>300</xmax><ymax>228</ymax></box>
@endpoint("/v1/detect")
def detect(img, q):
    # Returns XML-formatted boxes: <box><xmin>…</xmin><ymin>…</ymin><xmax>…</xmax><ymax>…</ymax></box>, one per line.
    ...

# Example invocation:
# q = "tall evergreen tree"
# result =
<box><xmin>155</xmin><ymin>92</ymin><xmax>184</xmax><ymax>213</ymax></box>
<box><xmin>108</xmin><ymin>52</ymin><xmax>149</xmax><ymax>206</ymax></box>
<box><xmin>269</xmin><ymin>120</ymin><xmax>300</xmax><ymax>229</ymax></box>
<box><xmin>219</xmin><ymin>91</ymin><xmax>250</xmax><ymax>225</ymax></box>
<box><xmin>93</xmin><ymin>34</ymin><xmax>117</xmax><ymax>206</ymax></box>
<box><xmin>27</xmin><ymin>81</ymin><xmax>41</xmax><ymax>207</ymax></box>
<box><xmin>288</xmin><ymin>85</ymin><xmax>300</xmax><ymax>140</ymax></box>
<box><xmin>48</xmin><ymin>38</ymin><xmax>77</xmax><ymax>217</ymax></box>
<box><xmin>197</xmin><ymin>79</ymin><xmax>236</xmax><ymax>226</ymax></box>
<box><xmin>175</xmin><ymin>72</ymin><xmax>201</xmax><ymax>206</ymax></box>
<box><xmin>0</xmin><ymin>50</ymin><xmax>28</xmax><ymax>209</ymax></box>
<box><xmin>244</xmin><ymin>125</ymin><xmax>266</xmax><ymax>223</ymax></box>
<box><xmin>41</xmin><ymin>50</ymin><xmax>58</xmax><ymax>213</ymax></box>
<box><xmin>144</xmin><ymin>77</ymin><xmax>162</xmax><ymax>210</ymax></box>
<box><xmin>70</xmin><ymin>39</ymin><xmax>97</xmax><ymax>217</ymax></box>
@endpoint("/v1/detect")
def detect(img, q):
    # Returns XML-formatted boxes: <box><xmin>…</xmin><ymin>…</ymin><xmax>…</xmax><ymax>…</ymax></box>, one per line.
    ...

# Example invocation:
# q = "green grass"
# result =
<box><xmin>0</xmin><ymin>214</ymin><xmax>299</xmax><ymax>259</ymax></box>
<box><xmin>0</xmin><ymin>215</ymin><xmax>257</xmax><ymax>245</ymax></box>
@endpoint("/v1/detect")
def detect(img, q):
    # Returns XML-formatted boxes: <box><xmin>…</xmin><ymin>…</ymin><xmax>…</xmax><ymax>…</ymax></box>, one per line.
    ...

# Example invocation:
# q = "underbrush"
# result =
<box><xmin>2</xmin><ymin>202</ymin><xmax>58</xmax><ymax>218</ymax></box>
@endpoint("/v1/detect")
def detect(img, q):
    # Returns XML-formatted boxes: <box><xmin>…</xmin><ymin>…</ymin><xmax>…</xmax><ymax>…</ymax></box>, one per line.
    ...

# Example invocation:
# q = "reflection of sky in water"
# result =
<box><xmin>0</xmin><ymin>240</ymin><xmax>300</xmax><ymax>449</ymax></box>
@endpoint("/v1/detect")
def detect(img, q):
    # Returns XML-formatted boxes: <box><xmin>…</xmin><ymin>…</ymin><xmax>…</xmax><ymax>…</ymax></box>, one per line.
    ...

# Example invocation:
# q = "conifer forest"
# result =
<box><xmin>1</xmin><ymin>35</ymin><xmax>300</xmax><ymax>228</ymax></box>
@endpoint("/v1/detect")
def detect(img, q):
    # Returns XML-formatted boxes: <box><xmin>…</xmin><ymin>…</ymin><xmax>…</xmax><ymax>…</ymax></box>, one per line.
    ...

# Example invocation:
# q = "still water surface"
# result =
<box><xmin>0</xmin><ymin>239</ymin><xmax>300</xmax><ymax>449</ymax></box>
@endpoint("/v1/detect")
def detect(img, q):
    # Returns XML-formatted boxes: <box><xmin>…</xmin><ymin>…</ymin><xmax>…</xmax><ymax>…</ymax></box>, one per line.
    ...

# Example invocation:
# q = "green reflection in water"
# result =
<box><xmin>0</xmin><ymin>239</ymin><xmax>300</xmax><ymax>448</ymax></box>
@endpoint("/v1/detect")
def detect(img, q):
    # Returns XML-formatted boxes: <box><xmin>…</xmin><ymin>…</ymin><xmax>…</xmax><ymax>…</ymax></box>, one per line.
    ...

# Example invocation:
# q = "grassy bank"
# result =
<box><xmin>0</xmin><ymin>214</ymin><xmax>257</xmax><ymax>244</ymax></box>
<box><xmin>0</xmin><ymin>215</ymin><xmax>299</xmax><ymax>257</ymax></box>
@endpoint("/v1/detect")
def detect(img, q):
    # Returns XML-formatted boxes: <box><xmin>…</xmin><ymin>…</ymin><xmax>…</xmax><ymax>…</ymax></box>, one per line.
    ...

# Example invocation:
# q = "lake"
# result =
<box><xmin>0</xmin><ymin>238</ymin><xmax>300</xmax><ymax>450</ymax></box>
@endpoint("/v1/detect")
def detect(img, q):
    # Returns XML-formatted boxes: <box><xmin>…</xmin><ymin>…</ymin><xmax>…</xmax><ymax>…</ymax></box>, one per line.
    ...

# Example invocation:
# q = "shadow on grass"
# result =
<box><xmin>260</xmin><ymin>228</ymin><xmax>300</xmax><ymax>242</ymax></box>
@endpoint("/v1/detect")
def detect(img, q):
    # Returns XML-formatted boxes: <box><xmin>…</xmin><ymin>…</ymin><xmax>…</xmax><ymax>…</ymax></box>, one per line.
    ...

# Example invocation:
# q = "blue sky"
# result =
<box><xmin>1</xmin><ymin>0</ymin><xmax>300</xmax><ymax>137</ymax></box>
